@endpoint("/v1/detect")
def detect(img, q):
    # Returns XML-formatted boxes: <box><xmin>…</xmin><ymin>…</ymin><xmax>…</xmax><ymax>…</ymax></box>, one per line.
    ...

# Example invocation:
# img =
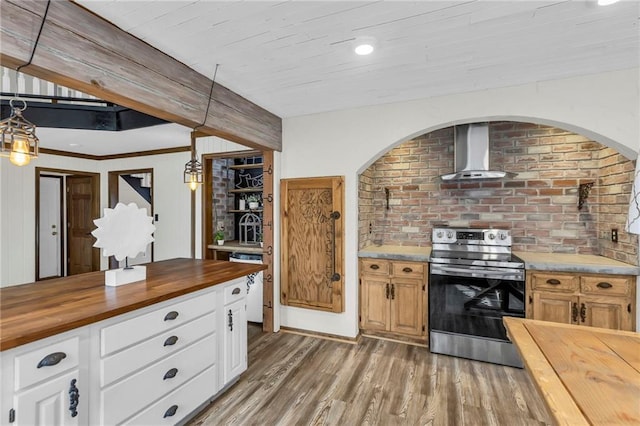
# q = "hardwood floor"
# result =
<box><xmin>189</xmin><ymin>324</ymin><xmax>550</xmax><ymax>425</ymax></box>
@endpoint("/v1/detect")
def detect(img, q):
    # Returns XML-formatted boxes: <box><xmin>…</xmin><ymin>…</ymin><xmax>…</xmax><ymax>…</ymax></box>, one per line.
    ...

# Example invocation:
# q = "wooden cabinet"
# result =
<box><xmin>359</xmin><ymin>258</ymin><xmax>427</xmax><ymax>340</ymax></box>
<box><xmin>527</xmin><ymin>271</ymin><xmax>635</xmax><ymax>331</ymax></box>
<box><xmin>0</xmin><ymin>278</ymin><xmax>248</xmax><ymax>426</ymax></box>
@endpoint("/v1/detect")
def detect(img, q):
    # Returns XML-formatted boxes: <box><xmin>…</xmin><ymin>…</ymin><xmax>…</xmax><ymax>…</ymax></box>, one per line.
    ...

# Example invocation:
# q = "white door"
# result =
<box><xmin>14</xmin><ymin>370</ymin><xmax>81</xmax><ymax>426</ymax></box>
<box><xmin>39</xmin><ymin>176</ymin><xmax>62</xmax><ymax>279</ymax></box>
<box><xmin>223</xmin><ymin>299</ymin><xmax>247</xmax><ymax>385</ymax></box>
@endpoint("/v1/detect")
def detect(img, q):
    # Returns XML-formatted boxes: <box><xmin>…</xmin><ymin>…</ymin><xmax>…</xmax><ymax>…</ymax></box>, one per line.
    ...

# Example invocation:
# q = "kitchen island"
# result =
<box><xmin>504</xmin><ymin>317</ymin><xmax>640</xmax><ymax>425</ymax></box>
<box><xmin>0</xmin><ymin>258</ymin><xmax>266</xmax><ymax>425</ymax></box>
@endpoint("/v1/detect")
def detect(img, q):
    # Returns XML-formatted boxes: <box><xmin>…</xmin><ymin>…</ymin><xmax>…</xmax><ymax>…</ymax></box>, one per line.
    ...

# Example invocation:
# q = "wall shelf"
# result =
<box><xmin>228</xmin><ymin>187</ymin><xmax>263</xmax><ymax>194</ymax></box>
<box><xmin>228</xmin><ymin>209</ymin><xmax>263</xmax><ymax>213</ymax></box>
<box><xmin>229</xmin><ymin>163</ymin><xmax>264</xmax><ymax>170</ymax></box>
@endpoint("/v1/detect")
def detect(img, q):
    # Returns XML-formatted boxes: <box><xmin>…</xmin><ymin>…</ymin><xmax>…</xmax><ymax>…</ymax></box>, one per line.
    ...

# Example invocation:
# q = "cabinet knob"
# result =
<box><xmin>546</xmin><ymin>279</ymin><xmax>561</xmax><ymax>285</ymax></box>
<box><xmin>164</xmin><ymin>311</ymin><xmax>179</xmax><ymax>321</ymax></box>
<box><xmin>163</xmin><ymin>336</ymin><xmax>179</xmax><ymax>347</ymax></box>
<box><xmin>37</xmin><ymin>352</ymin><xmax>67</xmax><ymax>368</ymax></box>
<box><xmin>596</xmin><ymin>281</ymin><xmax>612</xmax><ymax>289</ymax></box>
<box><xmin>163</xmin><ymin>368</ymin><xmax>178</xmax><ymax>380</ymax></box>
<box><xmin>163</xmin><ymin>405</ymin><xmax>178</xmax><ymax>418</ymax></box>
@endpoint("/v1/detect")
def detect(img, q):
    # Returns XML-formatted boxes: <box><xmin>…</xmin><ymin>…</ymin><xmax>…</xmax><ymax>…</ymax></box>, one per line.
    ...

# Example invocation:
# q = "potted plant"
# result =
<box><xmin>257</xmin><ymin>232</ymin><xmax>263</xmax><ymax>248</ymax></box>
<box><xmin>214</xmin><ymin>230</ymin><xmax>225</xmax><ymax>245</ymax></box>
<box><xmin>247</xmin><ymin>194</ymin><xmax>260</xmax><ymax>210</ymax></box>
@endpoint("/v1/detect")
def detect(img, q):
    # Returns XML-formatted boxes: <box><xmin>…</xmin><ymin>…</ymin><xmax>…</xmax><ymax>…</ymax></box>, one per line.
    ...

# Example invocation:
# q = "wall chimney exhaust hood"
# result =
<box><xmin>439</xmin><ymin>123</ymin><xmax>516</xmax><ymax>181</ymax></box>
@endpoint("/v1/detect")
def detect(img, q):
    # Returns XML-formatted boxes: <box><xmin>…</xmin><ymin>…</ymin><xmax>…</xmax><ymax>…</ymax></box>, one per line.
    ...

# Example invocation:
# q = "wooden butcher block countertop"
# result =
<box><xmin>0</xmin><ymin>258</ymin><xmax>266</xmax><ymax>351</ymax></box>
<box><xmin>504</xmin><ymin>317</ymin><xmax>640</xmax><ymax>425</ymax></box>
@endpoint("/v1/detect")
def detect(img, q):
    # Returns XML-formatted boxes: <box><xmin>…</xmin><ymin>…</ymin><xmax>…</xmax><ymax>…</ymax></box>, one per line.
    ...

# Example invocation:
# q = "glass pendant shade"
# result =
<box><xmin>0</xmin><ymin>100</ymin><xmax>39</xmax><ymax>166</ymax></box>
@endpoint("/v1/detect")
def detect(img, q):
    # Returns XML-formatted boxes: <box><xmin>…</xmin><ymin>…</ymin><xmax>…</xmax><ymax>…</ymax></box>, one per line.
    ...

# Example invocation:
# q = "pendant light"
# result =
<box><xmin>0</xmin><ymin>0</ymin><xmax>50</xmax><ymax>167</ymax></box>
<box><xmin>184</xmin><ymin>64</ymin><xmax>219</xmax><ymax>191</ymax></box>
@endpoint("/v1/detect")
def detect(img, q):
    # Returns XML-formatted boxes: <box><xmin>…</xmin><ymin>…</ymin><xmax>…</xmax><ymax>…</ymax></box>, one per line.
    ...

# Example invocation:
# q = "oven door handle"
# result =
<box><xmin>430</xmin><ymin>264</ymin><xmax>523</xmax><ymax>280</ymax></box>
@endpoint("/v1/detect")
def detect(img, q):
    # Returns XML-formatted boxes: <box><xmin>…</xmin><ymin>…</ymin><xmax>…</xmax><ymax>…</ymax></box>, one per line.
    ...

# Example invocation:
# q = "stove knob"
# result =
<box><xmin>436</xmin><ymin>231</ymin><xmax>443</xmax><ymax>239</ymax></box>
<box><xmin>446</xmin><ymin>231</ymin><xmax>453</xmax><ymax>239</ymax></box>
<box><xmin>488</xmin><ymin>233</ymin><xmax>496</xmax><ymax>240</ymax></box>
<box><xmin>499</xmin><ymin>232</ymin><xmax>508</xmax><ymax>240</ymax></box>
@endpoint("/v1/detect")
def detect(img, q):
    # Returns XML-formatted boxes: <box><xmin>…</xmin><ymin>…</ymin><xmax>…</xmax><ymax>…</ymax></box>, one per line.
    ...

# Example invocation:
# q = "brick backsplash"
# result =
<box><xmin>358</xmin><ymin>121</ymin><xmax>638</xmax><ymax>265</ymax></box>
<box><xmin>212</xmin><ymin>158</ymin><xmax>235</xmax><ymax>240</ymax></box>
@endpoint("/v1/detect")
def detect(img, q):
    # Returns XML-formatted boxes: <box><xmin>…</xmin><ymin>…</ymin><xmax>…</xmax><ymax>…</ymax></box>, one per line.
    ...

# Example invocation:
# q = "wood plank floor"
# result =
<box><xmin>188</xmin><ymin>324</ymin><xmax>550</xmax><ymax>425</ymax></box>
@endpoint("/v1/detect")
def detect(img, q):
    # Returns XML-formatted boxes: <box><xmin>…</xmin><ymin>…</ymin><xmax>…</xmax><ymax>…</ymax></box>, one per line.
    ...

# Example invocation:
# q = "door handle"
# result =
<box><xmin>571</xmin><ymin>302</ymin><xmax>578</xmax><ymax>322</ymax></box>
<box><xmin>390</xmin><ymin>283</ymin><xmax>395</xmax><ymax>300</ymax></box>
<box><xmin>580</xmin><ymin>303</ymin><xmax>586</xmax><ymax>323</ymax></box>
<box><xmin>329</xmin><ymin>211</ymin><xmax>341</xmax><ymax>283</ymax></box>
<box><xmin>385</xmin><ymin>283</ymin><xmax>390</xmax><ymax>299</ymax></box>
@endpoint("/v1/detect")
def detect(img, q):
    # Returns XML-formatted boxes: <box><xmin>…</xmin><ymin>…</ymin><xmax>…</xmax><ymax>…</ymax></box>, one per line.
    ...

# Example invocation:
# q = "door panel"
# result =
<box><xmin>532</xmin><ymin>292</ymin><xmax>577</xmax><ymax>325</ymax></box>
<box><xmin>581</xmin><ymin>297</ymin><xmax>631</xmax><ymax>331</ymax></box>
<box><xmin>38</xmin><ymin>176</ymin><xmax>62</xmax><ymax>279</ymax></box>
<box><xmin>281</xmin><ymin>176</ymin><xmax>344</xmax><ymax>312</ymax></box>
<box><xmin>360</xmin><ymin>276</ymin><xmax>389</xmax><ymax>331</ymax></box>
<box><xmin>390</xmin><ymin>278</ymin><xmax>424</xmax><ymax>336</ymax></box>
<box><xmin>66</xmin><ymin>176</ymin><xmax>99</xmax><ymax>275</ymax></box>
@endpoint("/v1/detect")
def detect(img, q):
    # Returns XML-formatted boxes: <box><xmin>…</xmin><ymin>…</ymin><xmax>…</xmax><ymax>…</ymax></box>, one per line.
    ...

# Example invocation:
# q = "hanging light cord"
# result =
<box><xmin>194</xmin><ymin>63</ymin><xmax>219</xmax><ymax>132</ymax></box>
<box><xmin>14</xmin><ymin>0</ymin><xmax>51</xmax><ymax>99</ymax></box>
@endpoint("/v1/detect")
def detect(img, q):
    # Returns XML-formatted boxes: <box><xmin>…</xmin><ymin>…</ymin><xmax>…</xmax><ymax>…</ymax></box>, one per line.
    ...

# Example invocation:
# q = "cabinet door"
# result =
<box><xmin>390</xmin><ymin>278</ymin><xmax>424</xmax><ymax>336</ymax></box>
<box><xmin>580</xmin><ymin>296</ymin><xmax>633</xmax><ymax>331</ymax></box>
<box><xmin>532</xmin><ymin>292</ymin><xmax>578</xmax><ymax>325</ymax></box>
<box><xmin>360</xmin><ymin>275</ymin><xmax>389</xmax><ymax>331</ymax></box>
<box><xmin>223</xmin><ymin>299</ymin><xmax>247</xmax><ymax>386</ymax></box>
<box><xmin>14</xmin><ymin>370</ymin><xmax>82</xmax><ymax>426</ymax></box>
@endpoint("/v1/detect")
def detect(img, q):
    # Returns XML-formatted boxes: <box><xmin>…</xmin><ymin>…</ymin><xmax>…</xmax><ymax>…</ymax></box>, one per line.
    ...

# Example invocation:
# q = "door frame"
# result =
<box><xmin>35</xmin><ymin>167</ymin><xmax>101</xmax><ymax>279</ymax></box>
<box><xmin>107</xmin><ymin>168</ymin><xmax>154</xmax><ymax>269</ymax></box>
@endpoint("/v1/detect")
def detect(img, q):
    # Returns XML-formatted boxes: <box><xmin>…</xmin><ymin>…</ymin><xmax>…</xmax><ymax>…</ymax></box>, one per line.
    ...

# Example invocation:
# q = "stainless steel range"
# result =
<box><xmin>429</xmin><ymin>227</ymin><xmax>525</xmax><ymax>367</ymax></box>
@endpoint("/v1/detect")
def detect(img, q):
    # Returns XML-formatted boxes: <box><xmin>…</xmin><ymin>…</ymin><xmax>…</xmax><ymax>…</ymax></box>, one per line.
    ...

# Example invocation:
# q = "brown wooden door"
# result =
<box><xmin>67</xmin><ymin>175</ymin><xmax>99</xmax><ymax>275</ymax></box>
<box><xmin>281</xmin><ymin>176</ymin><xmax>344</xmax><ymax>312</ymax></box>
<box><xmin>360</xmin><ymin>275</ymin><xmax>389</xmax><ymax>331</ymax></box>
<box><xmin>580</xmin><ymin>296</ymin><xmax>633</xmax><ymax>331</ymax></box>
<box><xmin>390</xmin><ymin>278</ymin><xmax>424</xmax><ymax>336</ymax></box>
<box><xmin>532</xmin><ymin>292</ymin><xmax>577</xmax><ymax>325</ymax></box>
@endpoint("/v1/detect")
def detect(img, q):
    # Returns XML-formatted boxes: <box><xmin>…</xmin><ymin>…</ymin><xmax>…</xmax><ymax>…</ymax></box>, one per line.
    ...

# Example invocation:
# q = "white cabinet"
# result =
<box><xmin>222</xmin><ymin>279</ymin><xmax>248</xmax><ymax>387</ymax></box>
<box><xmin>1</xmin><ymin>278</ymin><xmax>249</xmax><ymax>426</ymax></box>
<box><xmin>0</xmin><ymin>329</ymin><xmax>89</xmax><ymax>426</ymax></box>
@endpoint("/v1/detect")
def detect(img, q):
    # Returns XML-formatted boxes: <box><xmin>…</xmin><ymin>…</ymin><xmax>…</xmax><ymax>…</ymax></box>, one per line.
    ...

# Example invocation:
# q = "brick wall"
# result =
<box><xmin>212</xmin><ymin>158</ymin><xmax>235</xmax><ymax>240</ymax></box>
<box><xmin>358</xmin><ymin>121</ymin><xmax>638</xmax><ymax>265</ymax></box>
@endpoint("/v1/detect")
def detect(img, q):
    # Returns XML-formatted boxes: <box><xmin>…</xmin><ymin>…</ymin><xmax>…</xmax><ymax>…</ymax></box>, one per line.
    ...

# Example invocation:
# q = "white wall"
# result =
<box><xmin>280</xmin><ymin>68</ymin><xmax>640</xmax><ymax>338</ymax></box>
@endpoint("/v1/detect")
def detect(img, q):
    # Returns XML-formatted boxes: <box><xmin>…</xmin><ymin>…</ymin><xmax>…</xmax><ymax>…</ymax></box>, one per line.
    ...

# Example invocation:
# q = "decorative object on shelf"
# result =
<box><xmin>0</xmin><ymin>0</ymin><xmax>50</xmax><ymax>166</ymax></box>
<box><xmin>91</xmin><ymin>202</ymin><xmax>156</xmax><ymax>286</ymax></box>
<box><xmin>215</xmin><ymin>229</ymin><xmax>225</xmax><ymax>245</ymax></box>
<box><xmin>626</xmin><ymin>154</ymin><xmax>640</xmax><ymax>235</ymax></box>
<box><xmin>184</xmin><ymin>64</ymin><xmax>219</xmax><ymax>190</ymax></box>
<box><xmin>247</xmin><ymin>194</ymin><xmax>260</xmax><ymax>210</ymax></box>
<box><xmin>577</xmin><ymin>181</ymin><xmax>594</xmax><ymax>210</ymax></box>
<box><xmin>238</xmin><ymin>213</ymin><xmax>262</xmax><ymax>245</ymax></box>
<box><xmin>238</xmin><ymin>197</ymin><xmax>246</xmax><ymax>211</ymax></box>
<box><xmin>257</xmin><ymin>232</ymin><xmax>264</xmax><ymax>248</ymax></box>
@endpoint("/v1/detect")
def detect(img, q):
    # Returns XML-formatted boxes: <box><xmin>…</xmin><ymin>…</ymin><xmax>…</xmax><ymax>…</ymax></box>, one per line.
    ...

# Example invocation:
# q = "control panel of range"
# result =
<box><xmin>432</xmin><ymin>228</ymin><xmax>512</xmax><ymax>246</ymax></box>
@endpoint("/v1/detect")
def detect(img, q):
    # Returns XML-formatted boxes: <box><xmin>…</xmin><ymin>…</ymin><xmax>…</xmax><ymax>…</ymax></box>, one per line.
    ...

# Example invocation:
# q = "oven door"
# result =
<box><xmin>429</xmin><ymin>263</ymin><xmax>525</xmax><ymax>341</ymax></box>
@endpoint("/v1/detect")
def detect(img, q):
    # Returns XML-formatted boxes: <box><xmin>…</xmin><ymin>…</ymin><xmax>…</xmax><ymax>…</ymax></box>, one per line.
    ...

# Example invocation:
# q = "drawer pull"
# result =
<box><xmin>370</xmin><ymin>264</ymin><xmax>380</xmax><ymax>270</ymax></box>
<box><xmin>232</xmin><ymin>287</ymin><xmax>241</xmax><ymax>295</ymax></box>
<box><xmin>163</xmin><ymin>336</ymin><xmax>179</xmax><ymax>347</ymax></box>
<box><xmin>164</xmin><ymin>311</ymin><xmax>179</xmax><ymax>321</ymax></box>
<box><xmin>68</xmin><ymin>378</ymin><xmax>79</xmax><ymax>418</ymax></box>
<box><xmin>546</xmin><ymin>279</ymin><xmax>561</xmax><ymax>285</ymax></box>
<box><xmin>228</xmin><ymin>309</ymin><xmax>233</xmax><ymax>332</ymax></box>
<box><xmin>402</xmin><ymin>267</ymin><xmax>413</xmax><ymax>273</ymax></box>
<box><xmin>164</xmin><ymin>405</ymin><xmax>178</xmax><ymax>418</ymax></box>
<box><xmin>596</xmin><ymin>282</ymin><xmax>613</xmax><ymax>289</ymax></box>
<box><xmin>37</xmin><ymin>352</ymin><xmax>67</xmax><ymax>368</ymax></box>
<box><xmin>163</xmin><ymin>368</ymin><xmax>178</xmax><ymax>380</ymax></box>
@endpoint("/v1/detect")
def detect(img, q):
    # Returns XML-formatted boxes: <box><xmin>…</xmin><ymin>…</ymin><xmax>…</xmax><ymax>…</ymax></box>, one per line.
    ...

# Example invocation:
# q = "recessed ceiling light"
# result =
<box><xmin>598</xmin><ymin>0</ymin><xmax>620</xmax><ymax>5</ymax></box>
<box><xmin>69</xmin><ymin>143</ymin><xmax>82</xmax><ymax>147</ymax></box>
<box><xmin>355</xmin><ymin>43</ymin><xmax>374</xmax><ymax>55</ymax></box>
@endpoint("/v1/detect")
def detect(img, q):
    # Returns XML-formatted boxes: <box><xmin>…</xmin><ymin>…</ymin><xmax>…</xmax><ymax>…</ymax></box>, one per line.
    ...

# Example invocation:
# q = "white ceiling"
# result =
<box><xmin>44</xmin><ymin>0</ymin><xmax>640</xmax><ymax>154</ymax></box>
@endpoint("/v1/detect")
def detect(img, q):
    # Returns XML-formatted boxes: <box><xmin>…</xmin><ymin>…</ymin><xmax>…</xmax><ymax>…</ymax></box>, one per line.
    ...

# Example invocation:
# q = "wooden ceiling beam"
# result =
<box><xmin>0</xmin><ymin>0</ymin><xmax>282</xmax><ymax>151</ymax></box>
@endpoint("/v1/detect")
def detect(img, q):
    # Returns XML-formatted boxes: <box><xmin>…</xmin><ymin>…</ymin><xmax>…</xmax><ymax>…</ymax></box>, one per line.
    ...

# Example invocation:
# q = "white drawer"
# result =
<box><xmin>100</xmin><ymin>333</ymin><xmax>216</xmax><ymax>426</ymax></box>
<box><xmin>224</xmin><ymin>278</ymin><xmax>246</xmax><ymax>305</ymax></box>
<box><xmin>14</xmin><ymin>336</ymin><xmax>80</xmax><ymax>391</ymax></box>
<box><xmin>100</xmin><ymin>290</ymin><xmax>216</xmax><ymax>356</ymax></box>
<box><xmin>100</xmin><ymin>312</ymin><xmax>216</xmax><ymax>387</ymax></box>
<box><xmin>123</xmin><ymin>365</ymin><xmax>217</xmax><ymax>425</ymax></box>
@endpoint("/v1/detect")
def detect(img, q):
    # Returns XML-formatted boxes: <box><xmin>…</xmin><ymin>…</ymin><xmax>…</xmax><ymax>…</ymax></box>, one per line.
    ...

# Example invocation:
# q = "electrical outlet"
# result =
<box><xmin>611</xmin><ymin>228</ymin><xmax>618</xmax><ymax>243</ymax></box>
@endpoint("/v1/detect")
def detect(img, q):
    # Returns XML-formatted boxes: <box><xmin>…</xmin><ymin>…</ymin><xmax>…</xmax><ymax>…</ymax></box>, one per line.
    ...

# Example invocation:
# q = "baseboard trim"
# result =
<box><xmin>279</xmin><ymin>326</ymin><xmax>359</xmax><ymax>345</ymax></box>
<box><xmin>361</xmin><ymin>332</ymin><xmax>428</xmax><ymax>348</ymax></box>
